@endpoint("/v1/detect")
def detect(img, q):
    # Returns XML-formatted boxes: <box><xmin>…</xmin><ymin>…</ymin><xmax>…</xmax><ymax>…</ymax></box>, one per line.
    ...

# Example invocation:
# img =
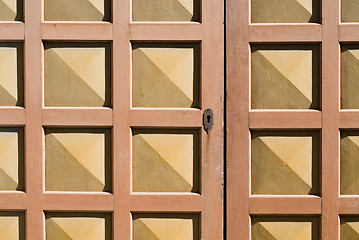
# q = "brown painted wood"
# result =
<box><xmin>130</xmin><ymin>109</ymin><xmax>202</xmax><ymax>127</ymax></box>
<box><xmin>339</xmin><ymin>196</ymin><xmax>359</xmax><ymax>214</ymax></box>
<box><xmin>227</xmin><ymin>0</ymin><xmax>342</xmax><ymax>238</ymax></box>
<box><xmin>250</xmin><ymin>196</ymin><xmax>322</xmax><ymax>215</ymax></box>
<box><xmin>0</xmin><ymin>0</ymin><xmax>224</xmax><ymax>239</ymax></box>
<box><xmin>42</xmin><ymin>108</ymin><xmax>113</xmax><ymax>126</ymax></box>
<box><xmin>227</xmin><ymin>0</ymin><xmax>251</xmax><ymax>238</ymax></box>
<box><xmin>339</xmin><ymin>24</ymin><xmax>359</xmax><ymax>42</ymax></box>
<box><xmin>113</xmin><ymin>0</ymin><xmax>131</xmax><ymax>239</ymax></box>
<box><xmin>0</xmin><ymin>108</ymin><xmax>25</xmax><ymax>125</ymax></box>
<box><xmin>130</xmin><ymin>194</ymin><xmax>202</xmax><ymax>212</ymax></box>
<box><xmin>339</xmin><ymin>111</ymin><xmax>359</xmax><ymax>128</ymax></box>
<box><xmin>43</xmin><ymin>192</ymin><xmax>113</xmax><ymax>211</ymax></box>
<box><xmin>321</xmin><ymin>0</ymin><xmax>340</xmax><ymax>238</ymax></box>
<box><xmin>0</xmin><ymin>192</ymin><xmax>26</xmax><ymax>210</ymax></box>
<box><xmin>0</xmin><ymin>22</ymin><xmax>24</xmax><ymax>40</ymax></box>
<box><xmin>25</xmin><ymin>0</ymin><xmax>44</xmax><ymax>238</ymax></box>
<box><xmin>249</xmin><ymin>24</ymin><xmax>322</xmax><ymax>42</ymax></box>
<box><xmin>200</xmin><ymin>1</ymin><xmax>224</xmax><ymax>238</ymax></box>
<box><xmin>129</xmin><ymin>23</ymin><xmax>202</xmax><ymax>41</ymax></box>
<box><xmin>249</xmin><ymin>110</ymin><xmax>322</xmax><ymax>129</ymax></box>
<box><xmin>41</xmin><ymin>23</ymin><xmax>113</xmax><ymax>40</ymax></box>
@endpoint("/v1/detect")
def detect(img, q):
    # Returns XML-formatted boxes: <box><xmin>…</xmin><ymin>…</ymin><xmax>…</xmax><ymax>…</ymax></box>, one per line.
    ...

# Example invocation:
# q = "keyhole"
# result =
<box><xmin>203</xmin><ymin>108</ymin><xmax>213</xmax><ymax>133</ymax></box>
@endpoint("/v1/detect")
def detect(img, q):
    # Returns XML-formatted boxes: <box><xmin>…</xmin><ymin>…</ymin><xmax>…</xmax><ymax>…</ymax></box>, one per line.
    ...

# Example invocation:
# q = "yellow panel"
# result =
<box><xmin>44</xmin><ymin>0</ymin><xmax>110</xmax><ymax>21</ymax></box>
<box><xmin>251</xmin><ymin>131</ymin><xmax>319</xmax><ymax>195</ymax></box>
<box><xmin>0</xmin><ymin>212</ymin><xmax>24</xmax><ymax>240</ymax></box>
<box><xmin>341</xmin><ymin>217</ymin><xmax>359</xmax><ymax>239</ymax></box>
<box><xmin>251</xmin><ymin>0</ymin><xmax>319</xmax><ymax>23</ymax></box>
<box><xmin>341</xmin><ymin>45</ymin><xmax>359</xmax><ymax>109</ymax></box>
<box><xmin>45</xmin><ymin>129</ymin><xmax>111</xmax><ymax>192</ymax></box>
<box><xmin>252</xmin><ymin>217</ymin><xmax>318</xmax><ymax>240</ymax></box>
<box><xmin>340</xmin><ymin>131</ymin><xmax>359</xmax><ymax>194</ymax></box>
<box><xmin>0</xmin><ymin>43</ymin><xmax>23</xmax><ymax>106</ymax></box>
<box><xmin>132</xmin><ymin>129</ymin><xmax>199</xmax><ymax>192</ymax></box>
<box><xmin>342</xmin><ymin>0</ymin><xmax>359</xmax><ymax>22</ymax></box>
<box><xmin>251</xmin><ymin>45</ymin><xmax>319</xmax><ymax>109</ymax></box>
<box><xmin>0</xmin><ymin>0</ymin><xmax>22</xmax><ymax>21</ymax></box>
<box><xmin>46</xmin><ymin>213</ymin><xmax>111</xmax><ymax>240</ymax></box>
<box><xmin>44</xmin><ymin>43</ymin><xmax>111</xmax><ymax>107</ymax></box>
<box><xmin>133</xmin><ymin>213</ymin><xmax>199</xmax><ymax>240</ymax></box>
<box><xmin>132</xmin><ymin>0</ymin><xmax>200</xmax><ymax>22</ymax></box>
<box><xmin>132</xmin><ymin>43</ymin><xmax>199</xmax><ymax>108</ymax></box>
<box><xmin>0</xmin><ymin>128</ymin><xmax>23</xmax><ymax>191</ymax></box>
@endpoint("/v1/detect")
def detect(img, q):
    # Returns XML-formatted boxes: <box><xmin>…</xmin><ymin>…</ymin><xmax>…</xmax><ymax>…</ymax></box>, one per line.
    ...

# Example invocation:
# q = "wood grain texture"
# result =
<box><xmin>42</xmin><ymin>23</ymin><xmax>112</xmax><ymax>40</ymax></box>
<box><xmin>227</xmin><ymin>0</ymin><xmax>251</xmax><ymax>238</ymax></box>
<box><xmin>249</xmin><ymin>24</ymin><xmax>322</xmax><ymax>42</ymax></box>
<box><xmin>42</xmin><ymin>108</ymin><xmax>112</xmax><ymax>126</ymax></box>
<box><xmin>250</xmin><ymin>196</ymin><xmax>322</xmax><ymax>214</ymax></box>
<box><xmin>24</xmin><ymin>0</ymin><xmax>43</xmax><ymax>238</ymax></box>
<box><xmin>321</xmin><ymin>0</ymin><xmax>340</xmax><ymax>238</ymax></box>
<box><xmin>249</xmin><ymin>111</ymin><xmax>321</xmax><ymax>129</ymax></box>
<box><xmin>112</xmin><ymin>0</ymin><xmax>131</xmax><ymax>239</ymax></box>
<box><xmin>0</xmin><ymin>23</ymin><xmax>24</xmax><ymax>40</ymax></box>
<box><xmin>227</xmin><ymin>0</ymin><xmax>341</xmax><ymax>239</ymax></box>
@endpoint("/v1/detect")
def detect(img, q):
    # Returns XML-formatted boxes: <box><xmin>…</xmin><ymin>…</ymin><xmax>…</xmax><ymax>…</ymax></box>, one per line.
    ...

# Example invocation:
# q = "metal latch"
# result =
<box><xmin>203</xmin><ymin>108</ymin><xmax>213</xmax><ymax>133</ymax></box>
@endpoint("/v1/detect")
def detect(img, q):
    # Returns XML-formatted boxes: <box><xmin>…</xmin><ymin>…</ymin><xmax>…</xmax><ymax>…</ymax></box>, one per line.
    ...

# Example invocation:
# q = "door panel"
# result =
<box><xmin>226</xmin><ymin>0</ymin><xmax>352</xmax><ymax>238</ymax></box>
<box><xmin>0</xmin><ymin>0</ymin><xmax>224</xmax><ymax>239</ymax></box>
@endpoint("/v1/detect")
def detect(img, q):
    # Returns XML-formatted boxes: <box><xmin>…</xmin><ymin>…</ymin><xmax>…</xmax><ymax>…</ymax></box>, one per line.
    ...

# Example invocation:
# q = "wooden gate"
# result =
<box><xmin>227</xmin><ymin>0</ymin><xmax>359</xmax><ymax>238</ymax></box>
<box><xmin>0</xmin><ymin>0</ymin><xmax>224</xmax><ymax>239</ymax></box>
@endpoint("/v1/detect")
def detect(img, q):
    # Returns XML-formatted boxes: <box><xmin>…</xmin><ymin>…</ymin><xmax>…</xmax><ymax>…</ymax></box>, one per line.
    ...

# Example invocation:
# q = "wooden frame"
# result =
<box><xmin>226</xmin><ymin>0</ymin><xmax>352</xmax><ymax>238</ymax></box>
<box><xmin>0</xmin><ymin>0</ymin><xmax>224</xmax><ymax>239</ymax></box>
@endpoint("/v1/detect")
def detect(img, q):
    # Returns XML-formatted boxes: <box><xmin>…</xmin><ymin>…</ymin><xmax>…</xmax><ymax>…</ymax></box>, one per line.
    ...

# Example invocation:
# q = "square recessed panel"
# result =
<box><xmin>341</xmin><ymin>217</ymin><xmax>359</xmax><ymax>239</ymax></box>
<box><xmin>0</xmin><ymin>0</ymin><xmax>22</xmax><ymax>21</ymax></box>
<box><xmin>0</xmin><ymin>212</ymin><xmax>24</xmax><ymax>240</ymax></box>
<box><xmin>251</xmin><ymin>0</ymin><xmax>319</xmax><ymax>23</ymax></box>
<box><xmin>46</xmin><ymin>213</ymin><xmax>111</xmax><ymax>240</ymax></box>
<box><xmin>44</xmin><ymin>0</ymin><xmax>111</xmax><ymax>21</ymax></box>
<box><xmin>252</xmin><ymin>217</ymin><xmax>319</xmax><ymax>240</ymax></box>
<box><xmin>45</xmin><ymin>129</ymin><xmax>111</xmax><ymax>192</ymax></box>
<box><xmin>0</xmin><ymin>43</ymin><xmax>23</xmax><ymax>107</ymax></box>
<box><xmin>342</xmin><ymin>0</ymin><xmax>359</xmax><ymax>22</ymax></box>
<box><xmin>0</xmin><ymin>128</ymin><xmax>24</xmax><ymax>191</ymax></box>
<box><xmin>340</xmin><ymin>131</ymin><xmax>359</xmax><ymax>195</ymax></box>
<box><xmin>132</xmin><ymin>129</ymin><xmax>199</xmax><ymax>192</ymax></box>
<box><xmin>251</xmin><ymin>45</ymin><xmax>319</xmax><ymax>109</ymax></box>
<box><xmin>341</xmin><ymin>45</ymin><xmax>359</xmax><ymax>109</ymax></box>
<box><xmin>132</xmin><ymin>43</ymin><xmax>200</xmax><ymax>108</ymax></box>
<box><xmin>133</xmin><ymin>213</ymin><xmax>199</xmax><ymax>240</ymax></box>
<box><xmin>44</xmin><ymin>43</ymin><xmax>111</xmax><ymax>107</ymax></box>
<box><xmin>251</xmin><ymin>131</ymin><xmax>319</xmax><ymax>195</ymax></box>
<box><xmin>132</xmin><ymin>0</ymin><xmax>200</xmax><ymax>22</ymax></box>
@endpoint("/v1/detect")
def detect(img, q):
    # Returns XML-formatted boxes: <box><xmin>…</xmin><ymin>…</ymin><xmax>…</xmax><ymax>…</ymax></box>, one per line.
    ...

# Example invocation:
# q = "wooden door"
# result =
<box><xmin>0</xmin><ymin>0</ymin><xmax>224</xmax><ymax>239</ymax></box>
<box><xmin>227</xmin><ymin>0</ymin><xmax>359</xmax><ymax>239</ymax></box>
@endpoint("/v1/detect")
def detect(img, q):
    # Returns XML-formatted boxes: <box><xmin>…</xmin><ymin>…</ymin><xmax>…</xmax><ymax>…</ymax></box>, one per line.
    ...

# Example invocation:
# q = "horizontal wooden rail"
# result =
<box><xmin>42</xmin><ymin>108</ymin><xmax>113</xmax><ymax>126</ymax></box>
<box><xmin>0</xmin><ymin>22</ymin><xmax>24</xmax><ymax>40</ymax></box>
<box><xmin>0</xmin><ymin>191</ymin><xmax>26</xmax><ymax>210</ymax></box>
<box><xmin>0</xmin><ymin>108</ymin><xmax>25</xmax><ymax>126</ymax></box>
<box><xmin>42</xmin><ymin>22</ymin><xmax>113</xmax><ymax>41</ymax></box>
<box><xmin>249</xmin><ymin>195</ymin><xmax>322</xmax><ymax>215</ymax></box>
<box><xmin>249</xmin><ymin>24</ymin><xmax>322</xmax><ymax>43</ymax></box>
<box><xmin>339</xmin><ymin>111</ymin><xmax>359</xmax><ymax>129</ymax></box>
<box><xmin>43</xmin><ymin>192</ymin><xmax>113</xmax><ymax>211</ymax></box>
<box><xmin>130</xmin><ymin>193</ymin><xmax>202</xmax><ymax>212</ymax></box>
<box><xmin>339</xmin><ymin>196</ymin><xmax>359</xmax><ymax>214</ymax></box>
<box><xmin>130</xmin><ymin>108</ymin><xmax>202</xmax><ymax>128</ymax></box>
<box><xmin>249</xmin><ymin>110</ymin><xmax>322</xmax><ymax>129</ymax></box>
<box><xmin>339</xmin><ymin>23</ymin><xmax>359</xmax><ymax>42</ymax></box>
<box><xmin>130</xmin><ymin>23</ymin><xmax>202</xmax><ymax>41</ymax></box>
